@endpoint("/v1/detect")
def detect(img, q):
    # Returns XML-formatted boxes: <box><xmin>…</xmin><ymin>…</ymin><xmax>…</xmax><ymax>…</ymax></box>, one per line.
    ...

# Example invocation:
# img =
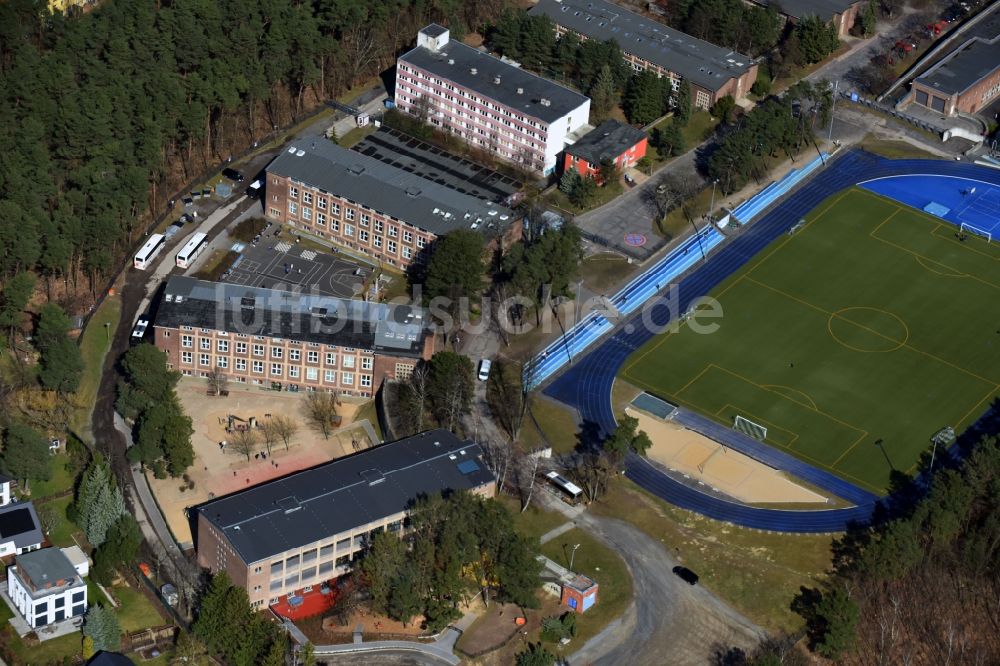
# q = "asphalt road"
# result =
<box><xmin>535</xmin><ymin>494</ymin><xmax>763</xmax><ymax>666</ymax></box>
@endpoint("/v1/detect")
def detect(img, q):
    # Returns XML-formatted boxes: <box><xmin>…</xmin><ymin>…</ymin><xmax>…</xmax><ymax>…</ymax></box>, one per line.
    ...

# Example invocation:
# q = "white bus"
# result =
<box><xmin>175</xmin><ymin>232</ymin><xmax>208</xmax><ymax>269</ymax></box>
<box><xmin>134</xmin><ymin>233</ymin><xmax>165</xmax><ymax>270</ymax></box>
<box><xmin>545</xmin><ymin>471</ymin><xmax>583</xmax><ymax>503</ymax></box>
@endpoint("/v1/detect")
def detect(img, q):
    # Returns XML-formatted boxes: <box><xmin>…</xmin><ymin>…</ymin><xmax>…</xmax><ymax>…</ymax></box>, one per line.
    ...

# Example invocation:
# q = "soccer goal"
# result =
<box><xmin>733</xmin><ymin>415</ymin><xmax>768</xmax><ymax>441</ymax></box>
<box><xmin>960</xmin><ymin>222</ymin><xmax>992</xmax><ymax>243</ymax></box>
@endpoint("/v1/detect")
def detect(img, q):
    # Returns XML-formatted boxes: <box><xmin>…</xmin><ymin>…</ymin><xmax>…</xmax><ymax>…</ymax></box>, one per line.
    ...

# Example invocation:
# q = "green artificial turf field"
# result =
<box><xmin>622</xmin><ymin>187</ymin><xmax>1000</xmax><ymax>492</ymax></box>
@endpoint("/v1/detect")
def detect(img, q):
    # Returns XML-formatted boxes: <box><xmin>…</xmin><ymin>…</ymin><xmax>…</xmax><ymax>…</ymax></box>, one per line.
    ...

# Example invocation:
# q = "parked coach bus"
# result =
<box><xmin>134</xmin><ymin>233</ymin><xmax>165</xmax><ymax>270</ymax></box>
<box><xmin>545</xmin><ymin>471</ymin><xmax>583</xmax><ymax>503</ymax></box>
<box><xmin>175</xmin><ymin>232</ymin><xmax>208</xmax><ymax>269</ymax></box>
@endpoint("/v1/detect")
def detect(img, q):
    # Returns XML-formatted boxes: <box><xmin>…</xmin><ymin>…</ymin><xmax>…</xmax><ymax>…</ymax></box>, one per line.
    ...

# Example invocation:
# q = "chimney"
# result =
<box><xmin>517</xmin><ymin>87</ymin><xmax>524</xmax><ymax>95</ymax></box>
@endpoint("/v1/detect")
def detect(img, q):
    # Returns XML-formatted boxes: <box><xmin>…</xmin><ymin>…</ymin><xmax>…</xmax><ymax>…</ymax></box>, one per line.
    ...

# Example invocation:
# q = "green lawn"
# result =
<box><xmin>37</xmin><ymin>495</ymin><xmax>82</xmax><ymax>548</ymax></box>
<box><xmin>591</xmin><ymin>479</ymin><xmax>833</xmax><ymax>632</ymax></box>
<box><xmin>622</xmin><ymin>187</ymin><xmax>1000</xmax><ymax>492</ymax></box>
<box><xmin>500</xmin><ymin>494</ymin><xmax>567</xmax><ymax>543</ymax></box>
<box><xmin>538</xmin><ymin>528</ymin><xmax>633</xmax><ymax>647</ymax></box>
<box><xmin>113</xmin><ymin>583</ymin><xmax>166</xmax><ymax>632</ymax></box>
<box><xmin>72</xmin><ymin>294</ymin><xmax>121</xmax><ymax>438</ymax></box>
<box><xmin>26</xmin><ymin>454</ymin><xmax>75</xmax><ymax>501</ymax></box>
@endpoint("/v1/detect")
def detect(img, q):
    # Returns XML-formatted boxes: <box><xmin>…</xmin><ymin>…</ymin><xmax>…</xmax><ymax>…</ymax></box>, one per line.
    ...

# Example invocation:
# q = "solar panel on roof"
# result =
<box><xmin>0</xmin><ymin>508</ymin><xmax>35</xmax><ymax>538</ymax></box>
<box><xmin>457</xmin><ymin>460</ymin><xmax>480</xmax><ymax>475</ymax></box>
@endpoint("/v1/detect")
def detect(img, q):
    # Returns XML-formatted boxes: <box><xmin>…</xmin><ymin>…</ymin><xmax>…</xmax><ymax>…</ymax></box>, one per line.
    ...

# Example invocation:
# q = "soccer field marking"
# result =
<box><xmin>913</xmin><ymin>254</ymin><xmax>967</xmax><ymax>277</ymax></box>
<box><xmin>869</xmin><ymin>223</ymin><xmax>1000</xmax><ymax>292</ymax></box>
<box><xmin>761</xmin><ymin>385</ymin><xmax>819</xmax><ymax>410</ymax></box>
<box><xmin>743</xmin><ymin>274</ymin><xmax>998</xmax><ymax>386</ymax></box>
<box><xmin>929</xmin><ymin>223</ymin><xmax>1000</xmax><ymax>262</ymax></box>
<box><xmin>827</xmin><ymin>307</ymin><xmax>909</xmax><ymax>354</ymax></box>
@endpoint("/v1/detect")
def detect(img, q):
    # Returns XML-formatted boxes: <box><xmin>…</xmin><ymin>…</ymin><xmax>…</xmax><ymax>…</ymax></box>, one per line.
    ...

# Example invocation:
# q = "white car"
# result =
<box><xmin>477</xmin><ymin>359</ymin><xmax>492</xmax><ymax>382</ymax></box>
<box><xmin>131</xmin><ymin>317</ymin><xmax>149</xmax><ymax>344</ymax></box>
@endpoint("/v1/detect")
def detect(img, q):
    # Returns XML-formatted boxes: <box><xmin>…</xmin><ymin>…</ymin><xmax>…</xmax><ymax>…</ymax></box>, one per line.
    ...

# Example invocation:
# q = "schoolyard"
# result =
<box><xmin>150</xmin><ymin>378</ymin><xmax>378</xmax><ymax>545</ymax></box>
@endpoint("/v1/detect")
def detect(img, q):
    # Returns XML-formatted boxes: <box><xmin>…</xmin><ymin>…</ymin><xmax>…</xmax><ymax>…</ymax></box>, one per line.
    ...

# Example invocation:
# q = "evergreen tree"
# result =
<box><xmin>860</xmin><ymin>0</ymin><xmax>877</xmax><ymax>36</ymax></box>
<box><xmin>83</xmin><ymin>605</ymin><xmax>121</xmax><ymax>653</ymax></box>
<box><xmin>623</xmin><ymin>71</ymin><xmax>665</xmax><ymax>125</ymax></box>
<box><xmin>795</xmin><ymin>16</ymin><xmax>840</xmax><ymax>64</ymax></box>
<box><xmin>588</xmin><ymin>65</ymin><xmax>617</xmax><ymax>123</ymax></box>
<box><xmin>653</xmin><ymin>118</ymin><xmax>686</xmax><ymax>157</ymax></box>
<box><xmin>674</xmin><ymin>80</ymin><xmax>693</xmax><ymax>125</ymax></box>
<box><xmin>1</xmin><ymin>423</ymin><xmax>51</xmax><ymax>492</ymax></box>
<box><xmin>814</xmin><ymin>587</ymin><xmax>859</xmax><ymax>659</ymax></box>
<box><xmin>360</xmin><ymin>531</ymin><xmax>408</xmax><ymax>614</ymax></box>
<box><xmin>559</xmin><ymin>169</ymin><xmax>582</xmax><ymax>195</ymax></box>
<box><xmin>78</xmin><ymin>461</ymin><xmax>126</xmax><ymax>548</ymax></box>
<box><xmin>93</xmin><ymin>515</ymin><xmax>142</xmax><ymax>585</ymax></box>
<box><xmin>516</xmin><ymin>643</ymin><xmax>556</xmax><ymax>666</ymax></box>
<box><xmin>36</xmin><ymin>302</ymin><xmax>83</xmax><ymax>392</ymax></box>
<box><xmin>423</xmin><ymin>229</ymin><xmax>486</xmax><ymax>310</ymax></box>
<box><xmin>0</xmin><ymin>272</ymin><xmax>35</xmax><ymax>344</ymax></box>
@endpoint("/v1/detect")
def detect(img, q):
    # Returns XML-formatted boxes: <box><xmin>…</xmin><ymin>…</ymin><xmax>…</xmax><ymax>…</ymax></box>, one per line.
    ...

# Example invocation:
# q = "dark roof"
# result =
<box><xmin>748</xmin><ymin>0</ymin><xmax>858</xmax><ymax>20</ymax></box>
<box><xmin>15</xmin><ymin>548</ymin><xmax>81</xmax><ymax>591</ymax></box>
<box><xmin>153</xmin><ymin>276</ymin><xmax>429</xmax><ymax>356</ymax></box>
<box><xmin>565</xmin><ymin>119</ymin><xmax>647</xmax><ymax>164</ymax></box>
<box><xmin>352</xmin><ymin>126</ymin><xmax>524</xmax><ymax>206</ymax></box>
<box><xmin>422</xmin><ymin>23</ymin><xmax>449</xmax><ymax>38</ymax></box>
<box><xmin>197</xmin><ymin>429</ymin><xmax>496</xmax><ymax>563</ymax></box>
<box><xmin>0</xmin><ymin>472</ymin><xmax>13</xmax><ymax>484</ymax></box>
<box><xmin>915</xmin><ymin>35</ymin><xmax>1000</xmax><ymax>96</ymax></box>
<box><xmin>398</xmin><ymin>31</ymin><xmax>590</xmax><ymax>124</ymax></box>
<box><xmin>267</xmin><ymin>139</ymin><xmax>515</xmax><ymax>238</ymax></box>
<box><xmin>0</xmin><ymin>501</ymin><xmax>43</xmax><ymax>550</ymax></box>
<box><xmin>88</xmin><ymin>652</ymin><xmax>135</xmax><ymax>666</ymax></box>
<box><xmin>529</xmin><ymin>0</ymin><xmax>753</xmax><ymax>93</ymax></box>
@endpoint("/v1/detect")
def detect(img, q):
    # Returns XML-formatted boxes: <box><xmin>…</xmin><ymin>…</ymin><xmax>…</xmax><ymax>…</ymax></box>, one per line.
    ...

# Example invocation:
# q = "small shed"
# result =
<box><xmin>160</xmin><ymin>583</ymin><xmax>178</xmax><ymax>607</ymax></box>
<box><xmin>536</xmin><ymin>554</ymin><xmax>600</xmax><ymax>614</ymax></box>
<box><xmin>60</xmin><ymin>545</ymin><xmax>90</xmax><ymax>578</ymax></box>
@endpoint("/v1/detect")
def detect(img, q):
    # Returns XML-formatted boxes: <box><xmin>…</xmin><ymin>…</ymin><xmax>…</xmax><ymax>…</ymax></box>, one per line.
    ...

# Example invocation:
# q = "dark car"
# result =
<box><xmin>672</xmin><ymin>566</ymin><xmax>699</xmax><ymax>585</ymax></box>
<box><xmin>222</xmin><ymin>168</ymin><xmax>245</xmax><ymax>182</ymax></box>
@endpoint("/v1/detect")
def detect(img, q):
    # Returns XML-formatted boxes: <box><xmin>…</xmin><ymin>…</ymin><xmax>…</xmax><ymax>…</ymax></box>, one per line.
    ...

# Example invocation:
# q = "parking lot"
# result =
<box><xmin>221</xmin><ymin>231</ymin><xmax>372</xmax><ymax>299</ymax></box>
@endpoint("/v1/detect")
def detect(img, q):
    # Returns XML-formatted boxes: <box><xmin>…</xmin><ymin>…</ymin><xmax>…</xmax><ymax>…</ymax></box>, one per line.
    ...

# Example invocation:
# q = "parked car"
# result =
<box><xmin>222</xmin><ymin>168</ymin><xmax>245</xmax><ymax>182</ymax></box>
<box><xmin>477</xmin><ymin>358</ymin><xmax>492</xmax><ymax>382</ymax></box>
<box><xmin>672</xmin><ymin>566</ymin><xmax>699</xmax><ymax>585</ymax></box>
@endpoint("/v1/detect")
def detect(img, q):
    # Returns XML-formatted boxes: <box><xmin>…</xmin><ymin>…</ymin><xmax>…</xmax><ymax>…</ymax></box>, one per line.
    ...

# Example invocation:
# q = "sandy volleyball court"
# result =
<box><xmin>627</xmin><ymin>408</ymin><xmax>828</xmax><ymax>505</ymax></box>
<box><xmin>151</xmin><ymin>378</ymin><xmax>379</xmax><ymax>546</ymax></box>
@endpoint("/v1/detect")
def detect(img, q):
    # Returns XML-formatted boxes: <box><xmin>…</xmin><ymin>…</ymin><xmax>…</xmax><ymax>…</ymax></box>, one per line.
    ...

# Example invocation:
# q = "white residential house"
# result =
<box><xmin>0</xmin><ymin>473</ymin><xmax>13</xmax><ymax>507</ymax></box>
<box><xmin>0</xmin><ymin>501</ymin><xmax>44</xmax><ymax>558</ymax></box>
<box><xmin>7</xmin><ymin>548</ymin><xmax>87</xmax><ymax>629</ymax></box>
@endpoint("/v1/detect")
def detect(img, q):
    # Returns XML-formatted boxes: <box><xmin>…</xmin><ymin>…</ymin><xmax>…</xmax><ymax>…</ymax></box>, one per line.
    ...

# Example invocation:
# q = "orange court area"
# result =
<box><xmin>627</xmin><ymin>408</ymin><xmax>829</xmax><ymax>505</ymax></box>
<box><xmin>150</xmin><ymin>378</ymin><xmax>379</xmax><ymax>546</ymax></box>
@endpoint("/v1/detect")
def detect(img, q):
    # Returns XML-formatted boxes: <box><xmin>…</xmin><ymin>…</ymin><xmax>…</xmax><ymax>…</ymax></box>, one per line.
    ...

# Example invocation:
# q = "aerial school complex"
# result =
<box><xmin>544</xmin><ymin>150</ymin><xmax>1000</xmax><ymax>528</ymax></box>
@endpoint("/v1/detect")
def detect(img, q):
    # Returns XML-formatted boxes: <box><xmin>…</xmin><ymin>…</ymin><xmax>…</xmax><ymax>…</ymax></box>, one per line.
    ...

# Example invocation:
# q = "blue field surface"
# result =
<box><xmin>544</xmin><ymin>150</ymin><xmax>1000</xmax><ymax>533</ymax></box>
<box><xmin>861</xmin><ymin>174</ymin><xmax>1000</xmax><ymax>238</ymax></box>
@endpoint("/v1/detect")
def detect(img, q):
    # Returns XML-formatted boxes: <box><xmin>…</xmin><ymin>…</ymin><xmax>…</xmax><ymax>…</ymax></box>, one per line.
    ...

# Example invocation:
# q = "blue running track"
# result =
<box><xmin>544</xmin><ymin>150</ymin><xmax>1000</xmax><ymax>533</ymax></box>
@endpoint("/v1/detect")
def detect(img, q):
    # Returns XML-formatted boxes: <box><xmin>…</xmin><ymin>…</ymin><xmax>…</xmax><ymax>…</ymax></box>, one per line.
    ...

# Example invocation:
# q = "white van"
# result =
<box><xmin>477</xmin><ymin>359</ymin><xmax>492</xmax><ymax>382</ymax></box>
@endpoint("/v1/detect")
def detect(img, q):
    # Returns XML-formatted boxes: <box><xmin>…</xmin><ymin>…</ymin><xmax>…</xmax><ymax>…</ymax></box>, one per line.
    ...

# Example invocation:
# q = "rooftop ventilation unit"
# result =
<box><xmin>165</xmin><ymin>294</ymin><xmax>174</xmax><ymax>302</ymax></box>
<box><xmin>276</xmin><ymin>497</ymin><xmax>301</xmax><ymax>514</ymax></box>
<box><xmin>295</xmin><ymin>150</ymin><xmax>305</xmax><ymax>157</ymax></box>
<box><xmin>405</xmin><ymin>186</ymin><xmax>422</xmax><ymax>197</ymax></box>
<box><xmin>470</xmin><ymin>67</ymin><xmax>478</xmax><ymax>75</ymax></box>
<box><xmin>175</xmin><ymin>295</ymin><xmax>184</xmax><ymax>303</ymax></box>
<box><xmin>348</xmin><ymin>164</ymin><xmax>365</xmax><ymax>176</ymax></box>
<box><xmin>360</xmin><ymin>469</ymin><xmax>385</xmax><ymax>486</ymax></box>
<box><xmin>310</xmin><ymin>306</ymin><xmax>328</xmax><ymax>317</ymax></box>
<box><xmin>517</xmin><ymin>87</ymin><xmax>524</xmax><ymax>94</ymax></box>
<box><xmin>287</xmin><ymin>146</ymin><xmax>296</xmax><ymax>153</ymax></box>
<box><xmin>493</xmin><ymin>75</ymin><xmax>501</xmax><ymax>84</ymax></box>
<box><xmin>241</xmin><ymin>296</ymin><xmax>256</xmax><ymax>310</ymax></box>
<box><xmin>540</xmin><ymin>98</ymin><xmax>551</xmax><ymax>107</ymax></box>
<box><xmin>448</xmin><ymin>58</ymin><xmax>455</xmax><ymax>65</ymax></box>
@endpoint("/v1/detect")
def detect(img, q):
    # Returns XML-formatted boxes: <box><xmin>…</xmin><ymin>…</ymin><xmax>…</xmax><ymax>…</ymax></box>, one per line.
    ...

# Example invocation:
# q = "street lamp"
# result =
<box><xmin>709</xmin><ymin>179</ymin><xmax>719</xmax><ymax>220</ymax></box>
<box><xmin>569</xmin><ymin>543</ymin><xmax>581</xmax><ymax>571</ymax></box>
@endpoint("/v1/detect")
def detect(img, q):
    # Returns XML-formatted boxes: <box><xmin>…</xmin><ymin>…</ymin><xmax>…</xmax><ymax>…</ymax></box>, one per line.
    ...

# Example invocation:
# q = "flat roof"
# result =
<box><xmin>915</xmin><ymin>35</ymin><xmax>1000</xmax><ymax>96</ymax></box>
<box><xmin>748</xmin><ymin>0</ymin><xmax>858</xmax><ymax>20</ymax></box>
<box><xmin>0</xmin><ymin>502</ymin><xmax>42</xmax><ymax>550</ymax></box>
<box><xmin>15</xmin><ymin>548</ymin><xmax>81</xmax><ymax>594</ymax></box>
<box><xmin>196</xmin><ymin>429</ymin><xmax>495</xmax><ymax>563</ymax></box>
<box><xmin>352</xmin><ymin>127</ymin><xmax>524</xmax><ymax>205</ymax></box>
<box><xmin>565</xmin><ymin>119</ymin><xmax>647</xmax><ymax>164</ymax></box>
<box><xmin>398</xmin><ymin>32</ymin><xmax>589</xmax><ymax>124</ymax></box>
<box><xmin>266</xmin><ymin>139</ymin><xmax>516</xmax><ymax>239</ymax></box>
<box><xmin>153</xmin><ymin>276</ymin><xmax>429</xmax><ymax>356</ymax></box>
<box><xmin>529</xmin><ymin>0</ymin><xmax>753</xmax><ymax>93</ymax></box>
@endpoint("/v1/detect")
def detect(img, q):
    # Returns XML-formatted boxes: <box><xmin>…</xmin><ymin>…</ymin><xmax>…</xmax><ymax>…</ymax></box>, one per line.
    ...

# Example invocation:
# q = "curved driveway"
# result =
<box><xmin>545</xmin><ymin>149</ymin><xmax>1000</xmax><ymax>533</ymax></box>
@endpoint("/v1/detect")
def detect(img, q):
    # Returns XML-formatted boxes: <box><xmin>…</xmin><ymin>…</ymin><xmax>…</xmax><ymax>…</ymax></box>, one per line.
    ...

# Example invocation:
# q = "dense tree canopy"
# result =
<box><xmin>35</xmin><ymin>302</ymin><xmax>83</xmax><ymax>393</ymax></box>
<box><xmin>117</xmin><ymin>344</ymin><xmax>193</xmax><ymax>476</ymax></box>
<box><xmin>357</xmin><ymin>491</ymin><xmax>541</xmax><ymax>631</ymax></box>
<box><xmin>194</xmin><ymin>572</ymin><xmax>285</xmax><ymax>666</ymax></box>
<box><xmin>0</xmin><ymin>0</ymin><xmax>515</xmax><ymax>296</ymax></box>
<box><xmin>1</xmin><ymin>422</ymin><xmax>52</xmax><ymax>490</ymax></box>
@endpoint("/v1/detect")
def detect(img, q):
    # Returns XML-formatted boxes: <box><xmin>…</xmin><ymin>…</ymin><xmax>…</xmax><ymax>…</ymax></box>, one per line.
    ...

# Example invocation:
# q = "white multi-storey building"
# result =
<box><xmin>395</xmin><ymin>25</ymin><xmax>591</xmax><ymax>176</ymax></box>
<box><xmin>7</xmin><ymin>548</ymin><xmax>88</xmax><ymax>629</ymax></box>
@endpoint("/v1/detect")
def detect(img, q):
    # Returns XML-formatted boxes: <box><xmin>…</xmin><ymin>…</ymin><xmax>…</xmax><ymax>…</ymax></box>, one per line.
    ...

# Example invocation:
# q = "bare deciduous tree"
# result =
<box><xmin>519</xmin><ymin>448</ymin><xmax>545</xmax><ymax>513</ymax></box>
<box><xmin>230</xmin><ymin>428</ymin><xmax>258</xmax><ymax>462</ymax></box>
<box><xmin>408</xmin><ymin>366</ymin><xmax>429</xmax><ymax>433</ymax></box>
<box><xmin>206</xmin><ymin>367</ymin><xmax>228</xmax><ymax>397</ymax></box>
<box><xmin>304</xmin><ymin>391</ymin><xmax>339</xmax><ymax>439</ymax></box>
<box><xmin>270</xmin><ymin>414</ymin><xmax>298</xmax><ymax>451</ymax></box>
<box><xmin>260</xmin><ymin>420</ymin><xmax>278</xmax><ymax>455</ymax></box>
